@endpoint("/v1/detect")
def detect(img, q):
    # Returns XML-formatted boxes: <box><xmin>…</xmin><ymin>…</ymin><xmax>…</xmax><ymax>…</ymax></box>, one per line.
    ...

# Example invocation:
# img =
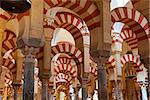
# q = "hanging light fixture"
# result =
<box><xmin>0</xmin><ymin>0</ymin><xmax>31</xmax><ymax>13</ymax></box>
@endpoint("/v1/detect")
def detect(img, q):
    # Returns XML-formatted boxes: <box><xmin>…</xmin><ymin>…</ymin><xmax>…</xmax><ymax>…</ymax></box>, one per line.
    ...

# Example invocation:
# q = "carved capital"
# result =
<box><xmin>39</xmin><ymin>72</ymin><xmax>50</xmax><ymax>80</ymax></box>
<box><xmin>90</xmin><ymin>50</ymin><xmax>110</xmax><ymax>66</ymax></box>
<box><xmin>45</xmin><ymin>8</ymin><xmax>58</xmax><ymax>26</ymax></box>
<box><xmin>22</xmin><ymin>46</ymin><xmax>39</xmax><ymax>62</ymax></box>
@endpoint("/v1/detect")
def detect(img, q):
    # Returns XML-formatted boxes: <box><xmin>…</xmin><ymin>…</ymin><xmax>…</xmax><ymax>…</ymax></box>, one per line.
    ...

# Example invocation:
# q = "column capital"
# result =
<box><xmin>90</xmin><ymin>50</ymin><xmax>110</xmax><ymax>65</ymax></box>
<box><xmin>45</xmin><ymin>8</ymin><xmax>58</xmax><ymax>26</ymax></box>
<box><xmin>22</xmin><ymin>46</ymin><xmax>39</xmax><ymax>62</ymax></box>
<box><xmin>39</xmin><ymin>72</ymin><xmax>50</xmax><ymax>80</ymax></box>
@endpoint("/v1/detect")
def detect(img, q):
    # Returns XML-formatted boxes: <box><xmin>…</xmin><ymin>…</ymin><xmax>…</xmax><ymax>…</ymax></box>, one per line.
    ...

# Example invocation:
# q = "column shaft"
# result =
<box><xmin>23</xmin><ymin>47</ymin><xmax>36</xmax><ymax>100</ymax></box>
<box><xmin>41</xmin><ymin>79</ymin><xmax>49</xmax><ymax>100</ymax></box>
<box><xmin>74</xmin><ymin>88</ymin><xmax>79</xmax><ymax>100</ymax></box>
<box><xmin>98</xmin><ymin>67</ymin><xmax>108</xmax><ymax>100</ymax></box>
<box><xmin>23</xmin><ymin>61</ymin><xmax>34</xmax><ymax>100</ymax></box>
<box><xmin>141</xmin><ymin>86</ymin><xmax>148</xmax><ymax>100</ymax></box>
<box><xmin>148</xmin><ymin>65</ymin><xmax>150</xmax><ymax>99</ymax></box>
<box><xmin>82</xmin><ymin>88</ymin><xmax>87</xmax><ymax>100</ymax></box>
<box><xmin>40</xmin><ymin>34</ymin><xmax>52</xmax><ymax>100</ymax></box>
<box><xmin>13</xmin><ymin>84</ymin><xmax>21</xmax><ymax>100</ymax></box>
<box><xmin>112</xmin><ymin>40</ymin><xmax>123</xmax><ymax>100</ymax></box>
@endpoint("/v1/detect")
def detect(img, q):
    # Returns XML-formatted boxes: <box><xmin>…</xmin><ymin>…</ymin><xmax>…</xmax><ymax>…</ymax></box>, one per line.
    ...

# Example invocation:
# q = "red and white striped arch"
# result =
<box><xmin>121</xmin><ymin>28</ymin><xmax>138</xmax><ymax>50</ymax></box>
<box><xmin>0</xmin><ymin>11</ymin><xmax>12</xmax><ymax>21</ymax></box>
<box><xmin>2</xmin><ymin>30</ymin><xmax>17</xmax><ymax>55</ymax></box>
<box><xmin>4</xmin><ymin>71</ymin><xmax>13</xmax><ymax>85</ymax></box>
<box><xmin>56</xmin><ymin>57</ymin><xmax>71</xmax><ymax>65</ymax></box>
<box><xmin>107</xmin><ymin>55</ymin><xmax>116</xmax><ymax>69</ymax></box>
<box><xmin>51</xmin><ymin>43</ymin><xmax>83</xmax><ymax>63</ymax></box>
<box><xmin>120</xmin><ymin>54</ymin><xmax>144</xmax><ymax>72</ymax></box>
<box><xmin>44</xmin><ymin>12</ymin><xmax>90</xmax><ymax>43</ymax></box>
<box><xmin>55</xmin><ymin>73</ymin><xmax>73</xmax><ymax>85</ymax></box>
<box><xmin>2</xmin><ymin>58</ymin><xmax>16</xmax><ymax>75</ymax></box>
<box><xmin>44</xmin><ymin>0</ymin><xmax>100</xmax><ymax>29</ymax></box>
<box><xmin>89</xmin><ymin>66</ymin><xmax>97</xmax><ymax>76</ymax></box>
<box><xmin>54</xmin><ymin>64</ymin><xmax>77</xmax><ymax>78</ymax></box>
<box><xmin>111</xmin><ymin>7</ymin><xmax>149</xmax><ymax>40</ymax></box>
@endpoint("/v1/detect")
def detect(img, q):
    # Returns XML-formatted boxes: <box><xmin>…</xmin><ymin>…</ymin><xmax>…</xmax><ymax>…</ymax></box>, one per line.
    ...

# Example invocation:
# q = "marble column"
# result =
<box><xmin>98</xmin><ymin>65</ymin><xmax>108</xmax><ymax>100</ymax></box>
<box><xmin>91</xmin><ymin>50</ymin><xmax>109</xmax><ymax>100</ymax></box>
<box><xmin>82</xmin><ymin>75</ymin><xmax>88</xmax><ymax>100</ymax></box>
<box><xmin>82</xmin><ymin>87</ymin><xmax>88</xmax><ymax>100</ymax></box>
<box><xmin>40</xmin><ymin>30</ymin><xmax>52</xmax><ymax>100</ymax></box>
<box><xmin>12</xmin><ymin>82</ymin><xmax>21</xmax><ymax>100</ymax></box>
<box><xmin>41</xmin><ymin>78</ymin><xmax>49</xmax><ymax>100</ymax></box>
<box><xmin>147</xmin><ymin>62</ymin><xmax>150</xmax><ymax>100</ymax></box>
<box><xmin>70</xmin><ymin>85</ymin><xmax>80</xmax><ymax>100</ymax></box>
<box><xmin>23</xmin><ymin>46</ymin><xmax>36</xmax><ymax>100</ymax></box>
<box><xmin>143</xmin><ymin>57</ymin><xmax>150</xmax><ymax>99</ymax></box>
<box><xmin>141</xmin><ymin>84</ymin><xmax>148</xmax><ymax>100</ymax></box>
<box><xmin>74</xmin><ymin>87</ymin><xmax>80</xmax><ymax>100</ymax></box>
<box><xmin>111</xmin><ymin>32</ymin><xmax>124</xmax><ymax>100</ymax></box>
<box><xmin>148</xmin><ymin>66</ymin><xmax>150</xmax><ymax>100</ymax></box>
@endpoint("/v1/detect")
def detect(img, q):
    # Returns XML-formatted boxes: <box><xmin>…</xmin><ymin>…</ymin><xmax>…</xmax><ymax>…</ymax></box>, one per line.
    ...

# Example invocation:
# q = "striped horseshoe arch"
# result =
<box><xmin>2</xmin><ymin>30</ymin><xmax>17</xmax><ymax>55</ymax></box>
<box><xmin>51</xmin><ymin>43</ymin><xmax>83</xmax><ymax>63</ymax></box>
<box><xmin>111</xmin><ymin>7</ymin><xmax>149</xmax><ymax>40</ymax></box>
<box><xmin>121</xmin><ymin>28</ymin><xmax>138</xmax><ymax>50</ymax></box>
<box><xmin>55</xmin><ymin>73</ymin><xmax>73</xmax><ymax>85</ymax></box>
<box><xmin>0</xmin><ymin>11</ymin><xmax>12</xmax><ymax>22</ymax></box>
<box><xmin>2</xmin><ymin>58</ymin><xmax>16</xmax><ymax>75</ymax></box>
<box><xmin>56</xmin><ymin>57</ymin><xmax>71</xmax><ymax>65</ymax></box>
<box><xmin>4</xmin><ymin>71</ymin><xmax>13</xmax><ymax>85</ymax></box>
<box><xmin>89</xmin><ymin>66</ymin><xmax>97</xmax><ymax>76</ymax></box>
<box><xmin>120</xmin><ymin>54</ymin><xmax>144</xmax><ymax>72</ymax></box>
<box><xmin>107</xmin><ymin>56</ymin><xmax>115</xmax><ymax>69</ymax></box>
<box><xmin>44</xmin><ymin>0</ymin><xmax>100</xmax><ymax>28</ymax></box>
<box><xmin>54</xmin><ymin>64</ymin><xmax>77</xmax><ymax>78</ymax></box>
<box><xmin>44</xmin><ymin>12</ymin><xmax>90</xmax><ymax>41</ymax></box>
